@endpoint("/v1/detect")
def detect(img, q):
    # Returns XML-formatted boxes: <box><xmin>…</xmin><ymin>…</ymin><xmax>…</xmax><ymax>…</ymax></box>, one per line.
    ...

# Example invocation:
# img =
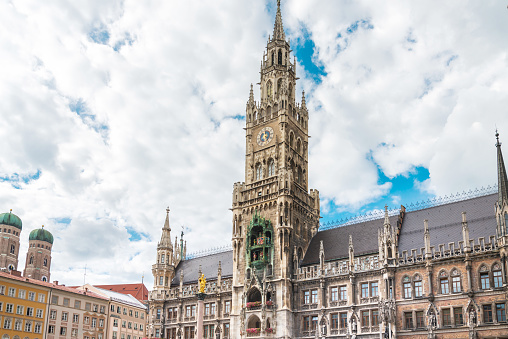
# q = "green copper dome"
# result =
<box><xmin>29</xmin><ymin>227</ymin><xmax>54</xmax><ymax>244</ymax></box>
<box><xmin>0</xmin><ymin>211</ymin><xmax>22</xmax><ymax>230</ymax></box>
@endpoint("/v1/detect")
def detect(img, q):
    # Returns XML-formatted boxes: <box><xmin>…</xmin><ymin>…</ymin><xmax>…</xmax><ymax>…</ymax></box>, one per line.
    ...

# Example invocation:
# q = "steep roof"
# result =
<box><xmin>94</xmin><ymin>283</ymin><xmax>149</xmax><ymax>302</ymax></box>
<box><xmin>82</xmin><ymin>284</ymin><xmax>146</xmax><ymax>309</ymax></box>
<box><xmin>172</xmin><ymin>250</ymin><xmax>233</xmax><ymax>286</ymax></box>
<box><xmin>397</xmin><ymin>193</ymin><xmax>497</xmax><ymax>253</ymax></box>
<box><xmin>301</xmin><ymin>215</ymin><xmax>399</xmax><ymax>266</ymax></box>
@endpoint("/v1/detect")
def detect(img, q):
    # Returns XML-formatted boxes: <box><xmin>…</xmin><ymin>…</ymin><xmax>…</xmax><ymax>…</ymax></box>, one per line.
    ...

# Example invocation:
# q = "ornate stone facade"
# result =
<box><xmin>147</xmin><ymin>3</ymin><xmax>508</xmax><ymax>339</ymax></box>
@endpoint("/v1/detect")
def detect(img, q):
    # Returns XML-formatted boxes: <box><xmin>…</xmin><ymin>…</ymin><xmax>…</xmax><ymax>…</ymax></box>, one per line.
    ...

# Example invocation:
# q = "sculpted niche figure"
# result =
<box><xmin>198</xmin><ymin>274</ymin><xmax>206</xmax><ymax>293</ymax></box>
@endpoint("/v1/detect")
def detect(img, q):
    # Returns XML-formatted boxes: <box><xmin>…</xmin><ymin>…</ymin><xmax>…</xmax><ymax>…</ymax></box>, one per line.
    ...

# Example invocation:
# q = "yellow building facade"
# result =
<box><xmin>0</xmin><ymin>271</ymin><xmax>50</xmax><ymax>339</ymax></box>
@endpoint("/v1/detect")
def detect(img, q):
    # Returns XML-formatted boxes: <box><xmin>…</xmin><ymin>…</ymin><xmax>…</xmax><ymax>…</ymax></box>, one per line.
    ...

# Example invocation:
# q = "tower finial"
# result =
<box><xmin>163</xmin><ymin>207</ymin><xmax>171</xmax><ymax>230</ymax></box>
<box><xmin>272</xmin><ymin>0</ymin><xmax>285</xmax><ymax>41</ymax></box>
<box><xmin>248</xmin><ymin>83</ymin><xmax>255</xmax><ymax>105</ymax></box>
<box><xmin>496</xmin><ymin>130</ymin><xmax>508</xmax><ymax>205</ymax></box>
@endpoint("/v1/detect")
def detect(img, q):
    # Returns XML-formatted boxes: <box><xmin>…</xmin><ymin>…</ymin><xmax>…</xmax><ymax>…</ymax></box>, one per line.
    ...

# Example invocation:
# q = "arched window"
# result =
<box><xmin>278</xmin><ymin>49</ymin><xmax>282</xmax><ymax>65</ymax></box>
<box><xmin>159</xmin><ymin>276</ymin><xmax>164</xmax><ymax>286</ymax></box>
<box><xmin>289</xmin><ymin>132</ymin><xmax>294</xmax><ymax>148</ymax></box>
<box><xmin>296</xmin><ymin>139</ymin><xmax>301</xmax><ymax>154</ymax></box>
<box><xmin>297</xmin><ymin>166</ymin><xmax>302</xmax><ymax>184</ymax></box>
<box><xmin>161</xmin><ymin>254</ymin><xmax>165</xmax><ymax>263</ymax></box>
<box><xmin>29</xmin><ymin>256</ymin><xmax>34</xmax><ymax>265</ymax></box>
<box><xmin>277</xmin><ymin>78</ymin><xmax>282</xmax><ymax>96</ymax></box>
<box><xmin>43</xmin><ymin>258</ymin><xmax>48</xmax><ymax>267</ymax></box>
<box><xmin>266</xmin><ymin>81</ymin><xmax>273</xmax><ymax>100</ymax></box>
<box><xmin>255</xmin><ymin>163</ymin><xmax>263</xmax><ymax>181</ymax></box>
<box><xmin>439</xmin><ymin>270</ymin><xmax>449</xmax><ymax>294</ymax></box>
<box><xmin>413</xmin><ymin>274</ymin><xmax>423</xmax><ymax>297</ymax></box>
<box><xmin>247</xmin><ymin>287</ymin><xmax>262</xmax><ymax>303</ymax></box>
<box><xmin>450</xmin><ymin>268</ymin><xmax>461</xmax><ymax>293</ymax></box>
<box><xmin>271</xmin><ymin>52</ymin><xmax>274</xmax><ymax>66</ymax></box>
<box><xmin>268</xmin><ymin>159</ymin><xmax>275</xmax><ymax>177</ymax></box>
<box><xmin>493</xmin><ymin>263</ymin><xmax>503</xmax><ymax>288</ymax></box>
<box><xmin>505</xmin><ymin>212</ymin><xmax>508</xmax><ymax>230</ymax></box>
<box><xmin>10</xmin><ymin>244</ymin><xmax>15</xmax><ymax>254</ymax></box>
<box><xmin>402</xmin><ymin>276</ymin><xmax>412</xmax><ymax>298</ymax></box>
<box><xmin>42</xmin><ymin>276</ymin><xmax>47</xmax><ymax>282</ymax></box>
<box><xmin>479</xmin><ymin>264</ymin><xmax>490</xmax><ymax>289</ymax></box>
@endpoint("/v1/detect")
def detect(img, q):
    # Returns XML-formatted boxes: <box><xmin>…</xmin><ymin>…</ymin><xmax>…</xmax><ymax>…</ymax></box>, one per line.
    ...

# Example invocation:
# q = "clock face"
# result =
<box><xmin>257</xmin><ymin>126</ymin><xmax>274</xmax><ymax>146</ymax></box>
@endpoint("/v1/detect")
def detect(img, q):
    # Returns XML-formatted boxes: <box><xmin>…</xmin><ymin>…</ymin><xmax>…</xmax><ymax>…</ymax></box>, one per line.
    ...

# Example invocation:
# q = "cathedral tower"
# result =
<box><xmin>0</xmin><ymin>210</ymin><xmax>22</xmax><ymax>271</ymax></box>
<box><xmin>495</xmin><ymin>131</ymin><xmax>508</xmax><ymax>276</ymax></box>
<box><xmin>24</xmin><ymin>225</ymin><xmax>53</xmax><ymax>281</ymax></box>
<box><xmin>231</xmin><ymin>1</ymin><xmax>320</xmax><ymax>336</ymax></box>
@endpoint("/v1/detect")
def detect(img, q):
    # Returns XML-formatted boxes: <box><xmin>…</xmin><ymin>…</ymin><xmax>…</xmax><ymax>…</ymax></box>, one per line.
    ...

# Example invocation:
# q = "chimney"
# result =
<box><xmin>53</xmin><ymin>281</ymin><xmax>58</xmax><ymax>285</ymax></box>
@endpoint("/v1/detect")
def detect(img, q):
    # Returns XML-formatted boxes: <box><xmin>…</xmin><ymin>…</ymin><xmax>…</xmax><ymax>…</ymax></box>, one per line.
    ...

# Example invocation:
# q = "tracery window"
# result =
<box><xmin>255</xmin><ymin>163</ymin><xmax>263</xmax><ymax>181</ymax></box>
<box><xmin>268</xmin><ymin>158</ymin><xmax>275</xmax><ymax>177</ymax></box>
<box><xmin>479</xmin><ymin>265</ymin><xmax>490</xmax><ymax>289</ymax></box>
<box><xmin>439</xmin><ymin>271</ymin><xmax>449</xmax><ymax>294</ymax></box>
<box><xmin>403</xmin><ymin>276</ymin><xmax>412</xmax><ymax>298</ymax></box>
<box><xmin>296</xmin><ymin>139</ymin><xmax>301</xmax><ymax>154</ymax></box>
<box><xmin>451</xmin><ymin>269</ymin><xmax>461</xmax><ymax>293</ymax></box>
<box><xmin>413</xmin><ymin>274</ymin><xmax>423</xmax><ymax>297</ymax></box>
<box><xmin>43</xmin><ymin>258</ymin><xmax>48</xmax><ymax>267</ymax></box>
<box><xmin>29</xmin><ymin>256</ymin><xmax>34</xmax><ymax>265</ymax></box>
<box><xmin>10</xmin><ymin>245</ymin><xmax>15</xmax><ymax>254</ymax></box>
<box><xmin>493</xmin><ymin>263</ymin><xmax>502</xmax><ymax>288</ymax></box>
<box><xmin>266</xmin><ymin>81</ymin><xmax>273</xmax><ymax>100</ymax></box>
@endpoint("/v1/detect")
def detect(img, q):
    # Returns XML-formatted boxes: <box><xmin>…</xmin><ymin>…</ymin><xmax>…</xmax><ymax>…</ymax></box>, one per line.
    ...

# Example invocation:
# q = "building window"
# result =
<box><xmin>38</xmin><ymin>293</ymin><xmax>45</xmax><ymax>303</ymax></box>
<box><xmin>27</xmin><ymin>291</ymin><xmax>35</xmax><ymax>301</ymax></box>
<box><xmin>340</xmin><ymin>313</ymin><xmax>348</xmax><ymax>328</ymax></box>
<box><xmin>480</xmin><ymin>272</ymin><xmax>490</xmax><ymax>289</ymax></box>
<box><xmin>330</xmin><ymin>287</ymin><xmax>338</xmax><ymax>302</ymax></box>
<box><xmin>50</xmin><ymin>310</ymin><xmax>57</xmax><ymax>319</ymax></box>
<box><xmin>255</xmin><ymin>163</ymin><xmax>263</xmax><ymax>181</ymax></box>
<box><xmin>224</xmin><ymin>323</ymin><xmax>230</xmax><ymax>337</ymax></box>
<box><xmin>224</xmin><ymin>301</ymin><xmax>231</xmax><ymax>315</ymax></box>
<box><xmin>184</xmin><ymin>326</ymin><xmax>195</xmax><ymax>339</ymax></box>
<box><xmin>71</xmin><ymin>328</ymin><xmax>78</xmax><ymax>337</ymax></box>
<box><xmin>26</xmin><ymin>306</ymin><xmax>33</xmax><ymax>316</ymax></box>
<box><xmin>331</xmin><ymin>313</ymin><xmax>338</xmax><ymax>329</ymax></box>
<box><xmin>303</xmin><ymin>316</ymin><xmax>310</xmax><ymax>331</ymax></box>
<box><xmin>34</xmin><ymin>322</ymin><xmax>42</xmax><ymax>333</ymax></box>
<box><xmin>442</xmin><ymin>308</ymin><xmax>451</xmax><ymax>326</ymax></box>
<box><xmin>16</xmin><ymin>305</ymin><xmax>24</xmax><ymax>315</ymax></box>
<box><xmin>493</xmin><ymin>266</ymin><xmax>503</xmax><ymax>288</ymax></box>
<box><xmin>205</xmin><ymin>303</ymin><xmax>210</xmax><ymax>315</ymax></box>
<box><xmin>414</xmin><ymin>280</ymin><xmax>423</xmax><ymax>297</ymax></box>
<box><xmin>48</xmin><ymin>325</ymin><xmax>55</xmax><ymax>333</ymax></box>
<box><xmin>370</xmin><ymin>282</ymin><xmax>378</xmax><ymax>297</ymax></box>
<box><xmin>6</xmin><ymin>303</ymin><xmax>13</xmax><ymax>313</ymax></box>
<box><xmin>18</xmin><ymin>289</ymin><xmax>26</xmax><ymax>299</ymax></box>
<box><xmin>156</xmin><ymin>308</ymin><xmax>161</xmax><ymax>319</ymax></box>
<box><xmin>339</xmin><ymin>286</ymin><xmax>347</xmax><ymax>300</ymax></box>
<box><xmin>8</xmin><ymin>287</ymin><xmax>15</xmax><ymax>297</ymax></box>
<box><xmin>60</xmin><ymin>326</ymin><xmax>67</xmax><ymax>335</ymax></box>
<box><xmin>73</xmin><ymin>314</ymin><xmax>79</xmax><ymax>323</ymax></box>
<box><xmin>14</xmin><ymin>319</ymin><xmax>22</xmax><ymax>330</ymax></box>
<box><xmin>361</xmin><ymin>310</ymin><xmax>370</xmax><ymax>327</ymax></box>
<box><xmin>63</xmin><ymin>298</ymin><xmax>70</xmax><ymax>306</ymax></box>
<box><xmin>496</xmin><ymin>303</ymin><xmax>506</xmax><ymax>322</ymax></box>
<box><xmin>361</xmin><ymin>283</ymin><xmax>369</xmax><ymax>298</ymax></box>
<box><xmin>311</xmin><ymin>289</ymin><xmax>318</xmax><ymax>304</ymax></box>
<box><xmin>404</xmin><ymin>312</ymin><xmax>413</xmax><ymax>329</ymax></box>
<box><xmin>440</xmin><ymin>278</ymin><xmax>449</xmax><ymax>294</ymax></box>
<box><xmin>454</xmin><ymin>307</ymin><xmax>463</xmax><ymax>326</ymax></box>
<box><xmin>452</xmin><ymin>276</ymin><xmax>461</xmax><ymax>293</ymax></box>
<box><xmin>303</xmin><ymin>290</ymin><xmax>310</xmax><ymax>304</ymax></box>
<box><xmin>403</xmin><ymin>282</ymin><xmax>412</xmax><ymax>298</ymax></box>
<box><xmin>25</xmin><ymin>321</ymin><xmax>32</xmax><ymax>332</ymax></box>
<box><xmin>483</xmin><ymin>305</ymin><xmax>493</xmax><ymax>323</ymax></box>
<box><xmin>36</xmin><ymin>309</ymin><xmax>43</xmax><ymax>318</ymax></box>
<box><xmin>416</xmin><ymin>311</ymin><xmax>425</xmax><ymax>328</ymax></box>
<box><xmin>372</xmin><ymin>310</ymin><xmax>379</xmax><ymax>326</ymax></box>
<box><xmin>268</xmin><ymin>158</ymin><xmax>275</xmax><ymax>177</ymax></box>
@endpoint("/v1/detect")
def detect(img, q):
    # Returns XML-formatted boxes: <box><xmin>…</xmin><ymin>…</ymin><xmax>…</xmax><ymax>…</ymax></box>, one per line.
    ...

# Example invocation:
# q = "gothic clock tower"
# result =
<box><xmin>231</xmin><ymin>1</ymin><xmax>320</xmax><ymax>337</ymax></box>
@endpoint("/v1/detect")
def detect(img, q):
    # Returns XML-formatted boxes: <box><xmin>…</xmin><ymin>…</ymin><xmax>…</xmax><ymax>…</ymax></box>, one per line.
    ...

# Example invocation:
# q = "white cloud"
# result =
<box><xmin>0</xmin><ymin>0</ymin><xmax>507</xmax><ymax>289</ymax></box>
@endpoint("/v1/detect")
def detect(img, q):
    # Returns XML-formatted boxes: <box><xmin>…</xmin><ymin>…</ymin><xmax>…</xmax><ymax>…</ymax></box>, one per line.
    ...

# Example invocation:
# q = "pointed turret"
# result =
<box><xmin>248</xmin><ymin>83</ymin><xmax>255</xmax><ymax>106</ymax></box>
<box><xmin>496</xmin><ymin>130</ymin><xmax>508</xmax><ymax>206</ymax></box>
<box><xmin>158</xmin><ymin>207</ymin><xmax>172</xmax><ymax>249</ymax></box>
<box><xmin>424</xmin><ymin>219</ymin><xmax>432</xmax><ymax>259</ymax></box>
<box><xmin>301</xmin><ymin>90</ymin><xmax>307</xmax><ymax>109</ymax></box>
<box><xmin>272</xmin><ymin>0</ymin><xmax>285</xmax><ymax>41</ymax></box>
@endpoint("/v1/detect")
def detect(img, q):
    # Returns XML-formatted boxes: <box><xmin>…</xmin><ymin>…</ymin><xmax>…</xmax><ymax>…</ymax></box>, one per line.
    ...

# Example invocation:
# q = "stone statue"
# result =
<box><xmin>469</xmin><ymin>310</ymin><xmax>476</xmax><ymax>328</ymax></box>
<box><xmin>351</xmin><ymin>317</ymin><xmax>357</xmax><ymax>333</ymax></box>
<box><xmin>198</xmin><ymin>274</ymin><xmax>206</xmax><ymax>293</ymax></box>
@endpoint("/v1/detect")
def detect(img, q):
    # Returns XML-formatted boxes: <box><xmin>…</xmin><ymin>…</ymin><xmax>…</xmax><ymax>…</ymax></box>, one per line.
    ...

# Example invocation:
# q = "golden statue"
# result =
<box><xmin>198</xmin><ymin>274</ymin><xmax>206</xmax><ymax>293</ymax></box>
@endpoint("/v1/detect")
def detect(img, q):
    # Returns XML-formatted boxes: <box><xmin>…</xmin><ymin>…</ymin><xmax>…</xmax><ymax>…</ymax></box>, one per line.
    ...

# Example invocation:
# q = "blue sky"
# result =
<box><xmin>0</xmin><ymin>0</ymin><xmax>507</xmax><ymax>288</ymax></box>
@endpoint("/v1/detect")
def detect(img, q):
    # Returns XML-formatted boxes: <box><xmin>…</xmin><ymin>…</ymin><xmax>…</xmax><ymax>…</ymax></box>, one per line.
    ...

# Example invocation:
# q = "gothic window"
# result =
<box><xmin>278</xmin><ymin>49</ymin><xmax>282</xmax><ymax>65</ymax></box>
<box><xmin>268</xmin><ymin>158</ymin><xmax>275</xmax><ymax>177</ymax></box>
<box><xmin>402</xmin><ymin>276</ymin><xmax>412</xmax><ymax>298</ymax></box>
<box><xmin>43</xmin><ymin>258</ymin><xmax>48</xmax><ymax>267</ymax></box>
<box><xmin>161</xmin><ymin>254</ymin><xmax>165</xmax><ymax>263</ymax></box>
<box><xmin>10</xmin><ymin>244</ymin><xmax>15</xmax><ymax>254</ymax></box>
<box><xmin>266</xmin><ymin>81</ymin><xmax>273</xmax><ymax>100</ymax></box>
<box><xmin>450</xmin><ymin>269</ymin><xmax>461</xmax><ymax>293</ymax></box>
<box><xmin>296</xmin><ymin>139</ymin><xmax>301</xmax><ymax>154</ymax></box>
<box><xmin>255</xmin><ymin>163</ymin><xmax>263</xmax><ymax>180</ymax></box>
<box><xmin>479</xmin><ymin>265</ymin><xmax>490</xmax><ymax>289</ymax></box>
<box><xmin>289</xmin><ymin>132</ymin><xmax>294</xmax><ymax>148</ymax></box>
<box><xmin>493</xmin><ymin>263</ymin><xmax>502</xmax><ymax>288</ymax></box>
<box><xmin>29</xmin><ymin>256</ymin><xmax>34</xmax><ymax>265</ymax></box>
<box><xmin>271</xmin><ymin>51</ymin><xmax>274</xmax><ymax>66</ymax></box>
<box><xmin>159</xmin><ymin>276</ymin><xmax>164</xmax><ymax>286</ymax></box>
<box><xmin>505</xmin><ymin>212</ymin><xmax>508</xmax><ymax>229</ymax></box>
<box><xmin>413</xmin><ymin>274</ymin><xmax>423</xmax><ymax>297</ymax></box>
<box><xmin>277</xmin><ymin>78</ymin><xmax>282</xmax><ymax>96</ymax></box>
<box><xmin>254</xmin><ymin>112</ymin><xmax>257</xmax><ymax>120</ymax></box>
<box><xmin>439</xmin><ymin>270</ymin><xmax>449</xmax><ymax>294</ymax></box>
<box><xmin>297</xmin><ymin>166</ymin><xmax>302</xmax><ymax>185</ymax></box>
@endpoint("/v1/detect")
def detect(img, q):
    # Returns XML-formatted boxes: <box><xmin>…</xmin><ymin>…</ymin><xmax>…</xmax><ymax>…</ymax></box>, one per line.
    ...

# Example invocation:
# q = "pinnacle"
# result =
<box><xmin>272</xmin><ymin>0</ymin><xmax>285</xmax><ymax>41</ymax></box>
<box><xmin>496</xmin><ymin>131</ymin><xmax>508</xmax><ymax>205</ymax></box>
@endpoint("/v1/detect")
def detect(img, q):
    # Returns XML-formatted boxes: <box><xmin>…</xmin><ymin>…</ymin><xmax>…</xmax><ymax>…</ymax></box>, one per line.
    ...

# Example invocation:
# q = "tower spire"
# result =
<box><xmin>496</xmin><ymin>130</ymin><xmax>508</xmax><ymax>205</ymax></box>
<box><xmin>272</xmin><ymin>0</ymin><xmax>285</xmax><ymax>41</ymax></box>
<box><xmin>158</xmin><ymin>207</ymin><xmax>172</xmax><ymax>249</ymax></box>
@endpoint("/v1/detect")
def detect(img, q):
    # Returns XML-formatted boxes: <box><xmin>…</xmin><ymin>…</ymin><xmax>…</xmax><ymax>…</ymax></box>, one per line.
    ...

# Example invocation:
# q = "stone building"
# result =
<box><xmin>23</xmin><ymin>226</ymin><xmax>54</xmax><ymax>282</ymax></box>
<box><xmin>0</xmin><ymin>210</ymin><xmax>23</xmax><ymax>272</ymax></box>
<box><xmin>147</xmin><ymin>2</ymin><xmax>508</xmax><ymax>339</ymax></box>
